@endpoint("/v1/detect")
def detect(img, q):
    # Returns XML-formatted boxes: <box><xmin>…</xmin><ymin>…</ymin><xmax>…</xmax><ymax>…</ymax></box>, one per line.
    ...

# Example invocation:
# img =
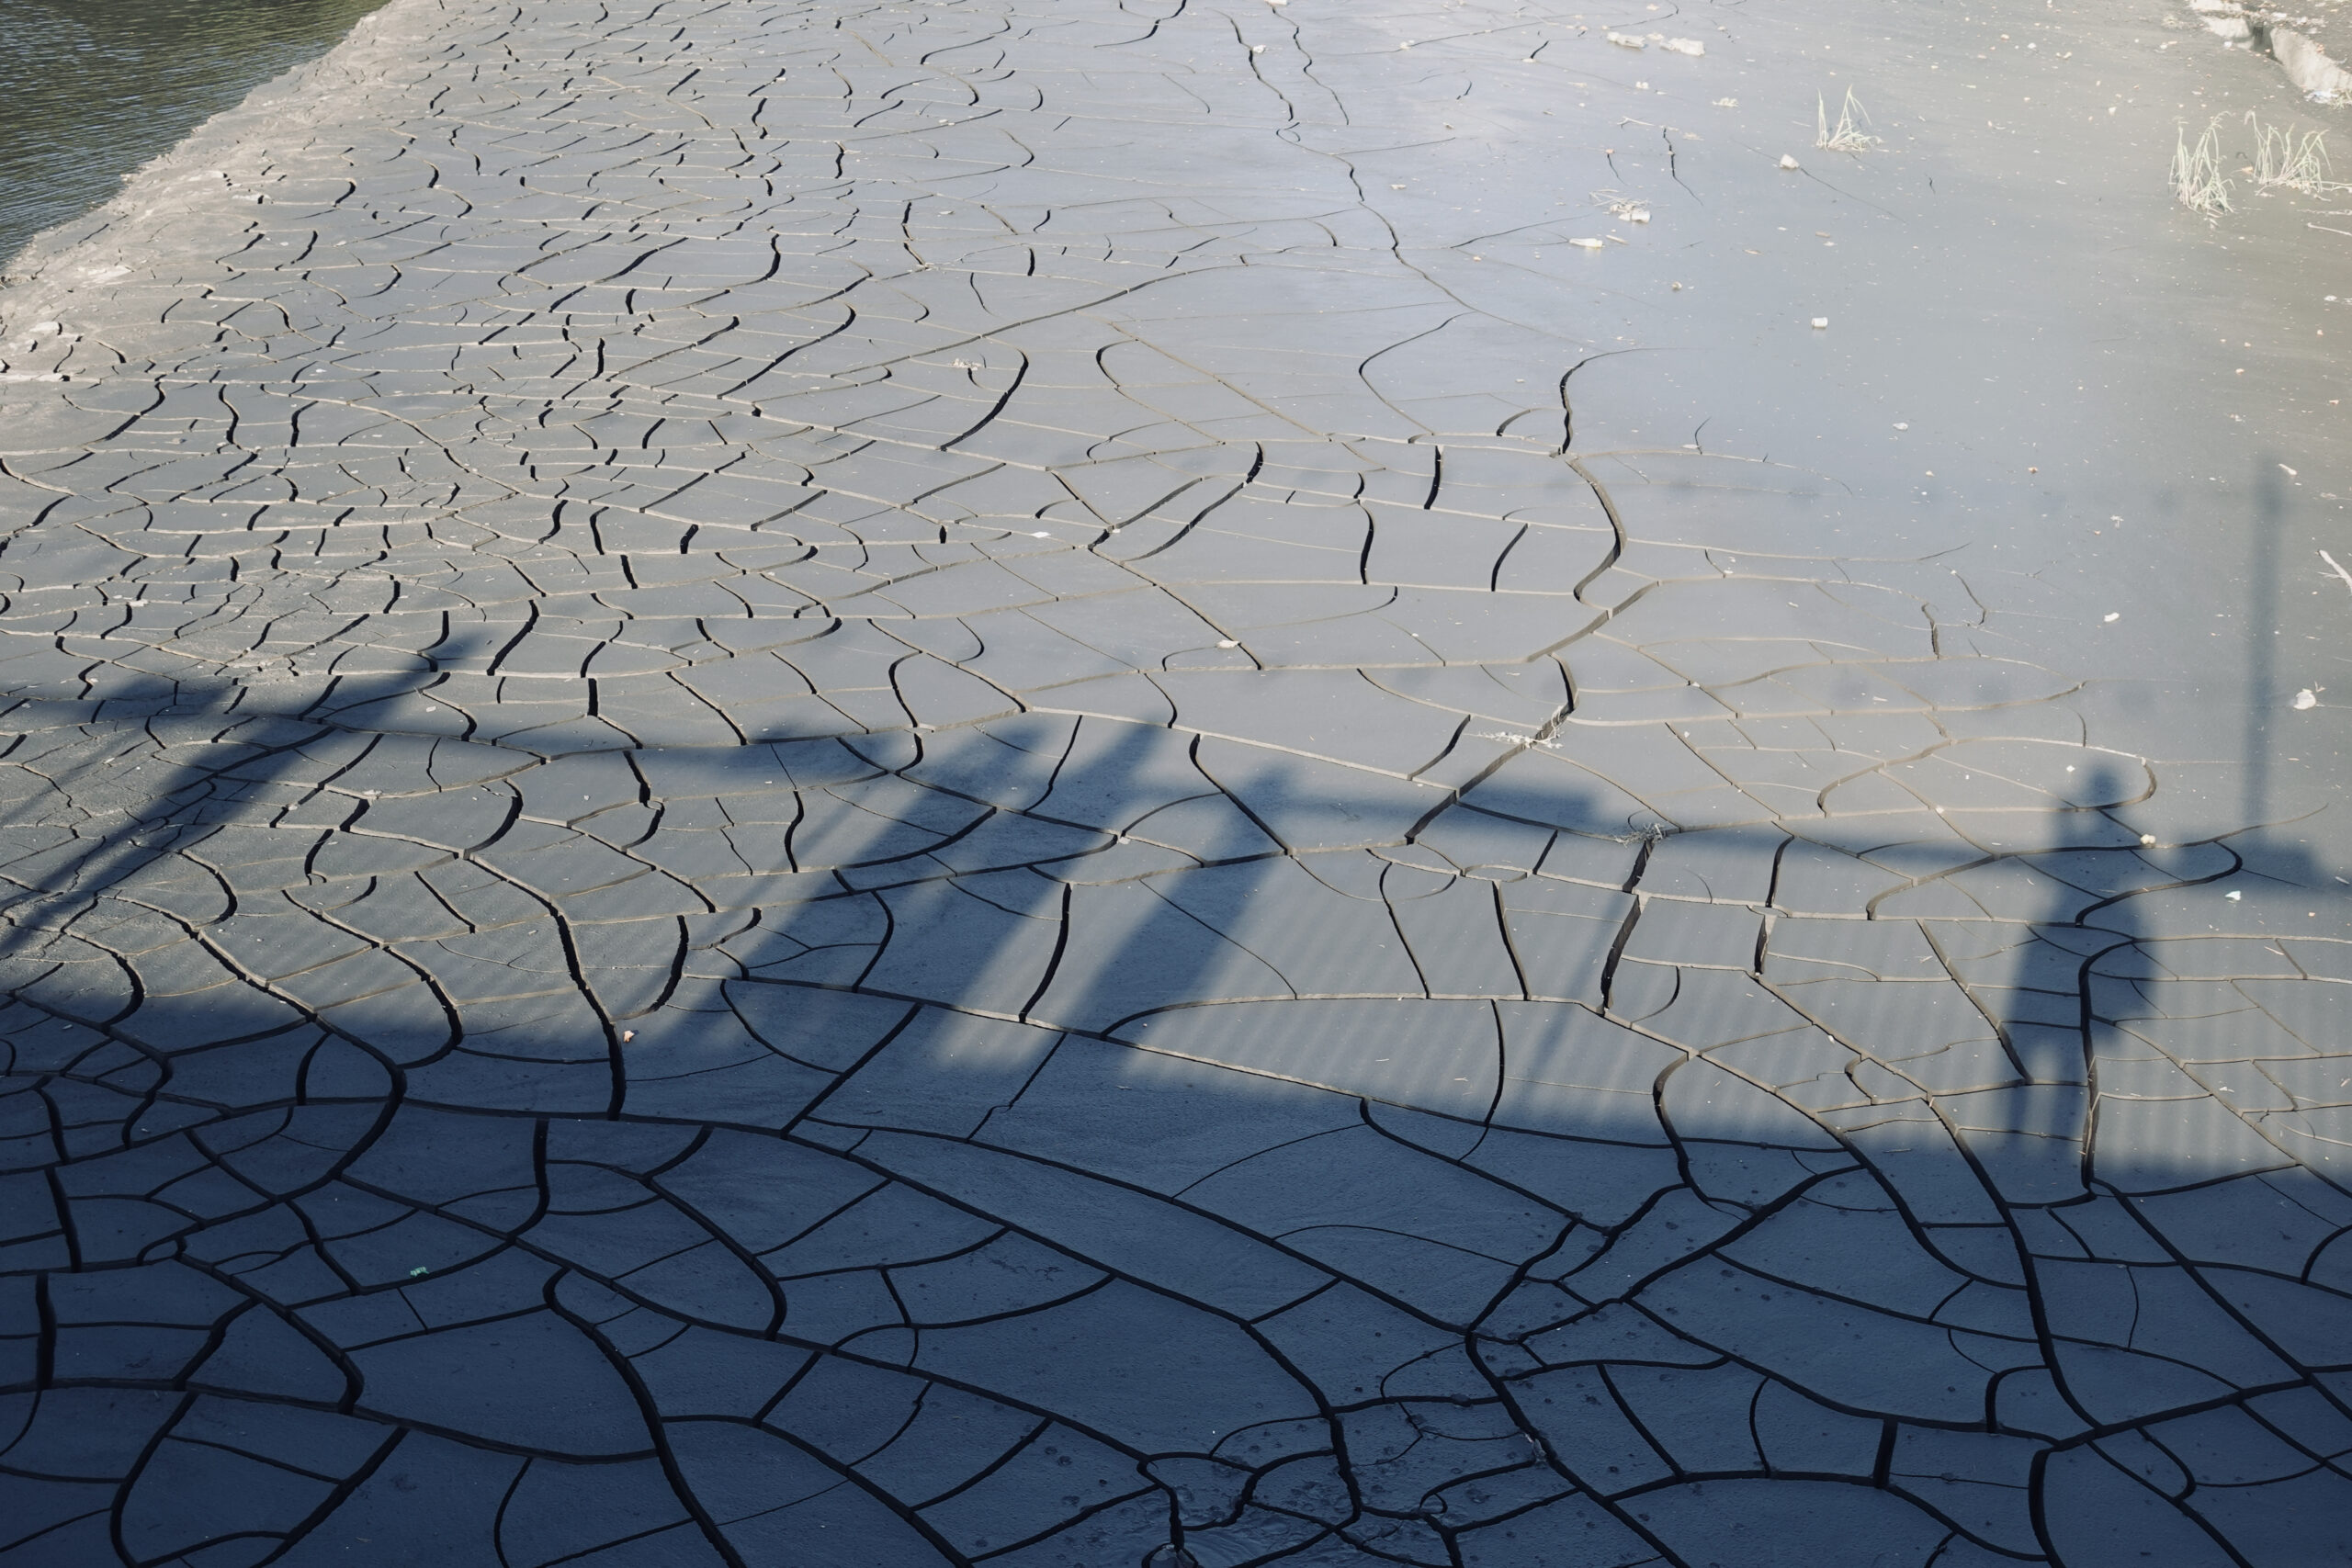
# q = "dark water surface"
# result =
<box><xmin>0</xmin><ymin>0</ymin><xmax>386</xmax><ymax>265</ymax></box>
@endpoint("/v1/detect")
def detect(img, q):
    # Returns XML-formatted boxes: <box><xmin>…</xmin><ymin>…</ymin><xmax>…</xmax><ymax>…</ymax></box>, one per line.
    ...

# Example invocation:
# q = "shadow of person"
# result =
<box><xmin>1980</xmin><ymin>761</ymin><xmax>2146</xmax><ymax>1203</ymax></box>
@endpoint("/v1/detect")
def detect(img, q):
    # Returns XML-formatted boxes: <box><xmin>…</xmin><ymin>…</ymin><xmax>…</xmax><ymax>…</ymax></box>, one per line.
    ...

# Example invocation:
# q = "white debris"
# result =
<box><xmin>1569</xmin><ymin>237</ymin><xmax>1605</xmax><ymax>249</ymax></box>
<box><xmin>2225</xmin><ymin>889</ymin><xmax>2243</xmax><ymax>901</ymax></box>
<box><xmin>1713</xmin><ymin>97</ymin><xmax>1738</xmax><ymax>107</ymax></box>
<box><xmin>2140</xmin><ymin>833</ymin><xmax>2158</xmax><ymax>846</ymax></box>
<box><xmin>1780</xmin><ymin>153</ymin><xmax>1801</xmax><ymax>169</ymax></box>
<box><xmin>2279</xmin><ymin>463</ymin><xmax>2298</xmax><ymax>477</ymax></box>
<box><xmin>1810</xmin><ymin>317</ymin><xmax>1828</xmax><ymax>329</ymax></box>
<box><xmin>1608</xmin><ymin>30</ymin><xmax>1646</xmax><ymax>48</ymax></box>
<box><xmin>2293</xmin><ymin>688</ymin><xmax>2319</xmax><ymax>709</ymax></box>
<box><xmin>2103</xmin><ymin>612</ymin><xmax>2120</xmax><ymax>623</ymax></box>
<box><xmin>1664</xmin><ymin>38</ymin><xmax>1705</xmax><ymax>54</ymax></box>
<box><xmin>1894</xmin><ymin>422</ymin><xmax>1909</xmax><ymax>430</ymax></box>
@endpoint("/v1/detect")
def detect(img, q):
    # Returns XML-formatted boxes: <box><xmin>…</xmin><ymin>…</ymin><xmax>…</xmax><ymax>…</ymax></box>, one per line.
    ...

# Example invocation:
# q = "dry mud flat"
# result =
<box><xmin>0</xmin><ymin>0</ymin><xmax>2347</xmax><ymax>1564</ymax></box>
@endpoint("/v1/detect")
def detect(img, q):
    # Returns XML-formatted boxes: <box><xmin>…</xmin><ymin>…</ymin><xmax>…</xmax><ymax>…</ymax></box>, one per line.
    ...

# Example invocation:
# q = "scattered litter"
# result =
<box><xmin>1670</xmin><ymin>280</ymin><xmax>1683</xmax><ymax>289</ymax></box>
<box><xmin>2293</xmin><ymin>688</ymin><xmax>2319</xmax><ymax>709</ymax></box>
<box><xmin>1780</xmin><ymin>153</ymin><xmax>1801</xmax><ymax>169</ymax></box>
<box><xmin>1713</xmin><ymin>97</ymin><xmax>1738</xmax><ymax>107</ymax></box>
<box><xmin>2140</xmin><ymin>833</ymin><xmax>2158</xmax><ymax>847</ymax></box>
<box><xmin>1569</xmin><ymin>237</ymin><xmax>1605</xmax><ymax>249</ymax></box>
<box><xmin>1608</xmin><ymin>30</ymin><xmax>1645</xmax><ymax>47</ymax></box>
<box><xmin>1626</xmin><ymin>209</ymin><xmax>1651</xmax><ymax>222</ymax></box>
<box><xmin>1810</xmin><ymin>317</ymin><xmax>1828</xmax><ymax>329</ymax></box>
<box><xmin>2279</xmin><ymin>463</ymin><xmax>2298</xmax><ymax>477</ymax></box>
<box><xmin>1032</xmin><ymin>530</ymin><xmax>1051</xmax><ymax>537</ymax></box>
<box><xmin>2102</xmin><ymin>612</ymin><xmax>2120</xmax><ymax>623</ymax></box>
<box><xmin>2322</xmin><ymin>548</ymin><xmax>2352</xmax><ymax>593</ymax></box>
<box><xmin>2225</xmin><ymin>889</ymin><xmax>2243</xmax><ymax>901</ymax></box>
<box><xmin>621</xmin><ymin>1029</ymin><xmax>637</xmax><ymax>1043</ymax></box>
<box><xmin>1664</xmin><ymin>38</ymin><xmax>1705</xmax><ymax>54</ymax></box>
<box><xmin>1894</xmin><ymin>422</ymin><xmax>1909</xmax><ymax>430</ymax></box>
<box><xmin>1216</xmin><ymin>638</ymin><xmax>1239</xmax><ymax>648</ymax></box>
<box><xmin>1635</xmin><ymin>80</ymin><xmax>1650</xmax><ymax>89</ymax></box>
<box><xmin>409</xmin><ymin>1267</ymin><xmax>430</xmax><ymax>1279</ymax></box>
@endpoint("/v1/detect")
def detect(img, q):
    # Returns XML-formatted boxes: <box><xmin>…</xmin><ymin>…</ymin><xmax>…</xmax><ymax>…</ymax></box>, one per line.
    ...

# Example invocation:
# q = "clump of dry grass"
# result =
<box><xmin>1815</xmin><ymin>89</ymin><xmax>1880</xmax><ymax>152</ymax></box>
<box><xmin>2248</xmin><ymin>112</ymin><xmax>2336</xmax><ymax>193</ymax></box>
<box><xmin>2171</xmin><ymin>118</ymin><xmax>2232</xmax><ymax>216</ymax></box>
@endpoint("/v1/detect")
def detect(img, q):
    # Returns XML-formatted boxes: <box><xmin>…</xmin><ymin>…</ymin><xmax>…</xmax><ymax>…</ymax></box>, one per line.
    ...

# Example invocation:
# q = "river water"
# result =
<box><xmin>0</xmin><ymin>0</ymin><xmax>385</xmax><ymax>265</ymax></box>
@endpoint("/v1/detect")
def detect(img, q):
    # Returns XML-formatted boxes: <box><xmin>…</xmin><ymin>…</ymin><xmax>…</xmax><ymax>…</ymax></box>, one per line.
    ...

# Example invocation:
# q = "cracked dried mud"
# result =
<box><xmin>0</xmin><ymin>0</ymin><xmax>2347</xmax><ymax>1564</ymax></box>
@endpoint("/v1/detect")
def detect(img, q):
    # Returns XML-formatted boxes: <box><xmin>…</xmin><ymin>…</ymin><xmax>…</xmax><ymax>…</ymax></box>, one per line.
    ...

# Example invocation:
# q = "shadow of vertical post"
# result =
<box><xmin>2245</xmin><ymin>456</ymin><xmax>2286</xmax><ymax>826</ymax></box>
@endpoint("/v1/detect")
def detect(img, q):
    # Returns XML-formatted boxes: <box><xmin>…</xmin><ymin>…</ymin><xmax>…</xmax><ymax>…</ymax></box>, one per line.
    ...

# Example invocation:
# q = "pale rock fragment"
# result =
<box><xmin>1569</xmin><ymin>237</ymin><xmax>1605</xmax><ymax>249</ymax></box>
<box><xmin>1607</xmin><ymin>31</ymin><xmax>1645</xmax><ymax>48</ymax></box>
<box><xmin>2270</xmin><ymin>28</ymin><xmax>2352</xmax><ymax>97</ymax></box>
<box><xmin>1664</xmin><ymin>38</ymin><xmax>1704</xmax><ymax>54</ymax></box>
<box><xmin>2292</xmin><ymin>688</ymin><xmax>2319</xmax><ymax>709</ymax></box>
<box><xmin>1780</xmin><ymin>153</ymin><xmax>1801</xmax><ymax>169</ymax></box>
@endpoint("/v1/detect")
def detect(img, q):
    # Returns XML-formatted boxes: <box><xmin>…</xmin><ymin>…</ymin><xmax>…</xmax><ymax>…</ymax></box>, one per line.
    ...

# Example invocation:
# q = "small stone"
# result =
<box><xmin>1780</xmin><ymin>153</ymin><xmax>1800</xmax><ymax>169</ymax></box>
<box><xmin>2292</xmin><ymin>688</ymin><xmax>2318</xmax><ymax>709</ymax></box>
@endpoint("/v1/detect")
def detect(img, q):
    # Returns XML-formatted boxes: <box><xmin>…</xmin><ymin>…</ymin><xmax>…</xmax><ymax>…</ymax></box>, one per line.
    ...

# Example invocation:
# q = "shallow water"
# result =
<box><xmin>0</xmin><ymin>0</ymin><xmax>385</xmax><ymax>265</ymax></box>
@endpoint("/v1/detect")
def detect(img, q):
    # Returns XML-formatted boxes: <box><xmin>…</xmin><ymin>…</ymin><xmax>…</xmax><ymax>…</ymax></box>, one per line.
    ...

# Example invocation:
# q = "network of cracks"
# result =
<box><xmin>0</xmin><ymin>0</ymin><xmax>2346</xmax><ymax>1564</ymax></box>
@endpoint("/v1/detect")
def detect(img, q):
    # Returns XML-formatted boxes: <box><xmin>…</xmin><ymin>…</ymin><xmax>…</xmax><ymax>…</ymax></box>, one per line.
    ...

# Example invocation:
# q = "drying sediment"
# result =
<box><xmin>2189</xmin><ymin>0</ymin><xmax>2352</xmax><ymax>100</ymax></box>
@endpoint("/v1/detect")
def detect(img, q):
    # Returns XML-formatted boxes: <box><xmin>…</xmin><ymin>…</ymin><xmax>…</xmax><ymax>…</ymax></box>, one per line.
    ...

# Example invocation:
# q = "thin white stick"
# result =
<box><xmin>2322</xmin><ymin>548</ymin><xmax>2352</xmax><ymax>596</ymax></box>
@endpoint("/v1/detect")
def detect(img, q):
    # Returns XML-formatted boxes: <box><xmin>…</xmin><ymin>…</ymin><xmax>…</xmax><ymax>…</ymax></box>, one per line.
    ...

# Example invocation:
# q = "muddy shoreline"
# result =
<box><xmin>0</xmin><ymin>0</ymin><xmax>2346</xmax><ymax>1562</ymax></box>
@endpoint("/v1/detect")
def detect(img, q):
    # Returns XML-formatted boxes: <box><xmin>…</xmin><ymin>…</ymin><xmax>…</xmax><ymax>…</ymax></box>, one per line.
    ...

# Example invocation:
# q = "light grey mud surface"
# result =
<box><xmin>0</xmin><ymin>0</ymin><xmax>2348</xmax><ymax>1563</ymax></box>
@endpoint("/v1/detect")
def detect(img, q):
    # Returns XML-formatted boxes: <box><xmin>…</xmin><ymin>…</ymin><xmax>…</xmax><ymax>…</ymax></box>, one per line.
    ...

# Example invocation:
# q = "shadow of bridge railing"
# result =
<box><xmin>1</xmin><ymin>660</ymin><xmax>2346</xmax><ymax>1568</ymax></box>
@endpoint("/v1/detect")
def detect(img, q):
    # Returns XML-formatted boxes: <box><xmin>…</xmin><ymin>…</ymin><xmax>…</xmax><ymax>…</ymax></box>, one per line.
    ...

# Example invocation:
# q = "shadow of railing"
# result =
<box><xmin>0</xmin><ymin>637</ymin><xmax>2343</xmax><ymax>1568</ymax></box>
